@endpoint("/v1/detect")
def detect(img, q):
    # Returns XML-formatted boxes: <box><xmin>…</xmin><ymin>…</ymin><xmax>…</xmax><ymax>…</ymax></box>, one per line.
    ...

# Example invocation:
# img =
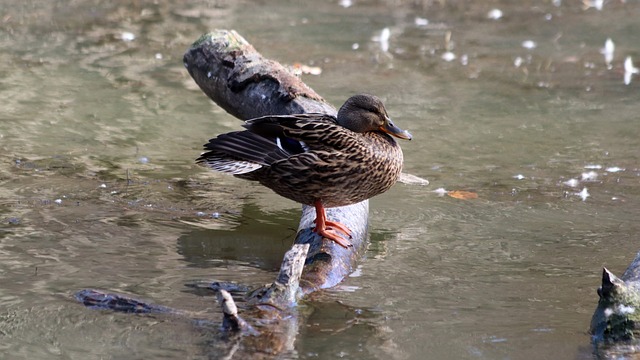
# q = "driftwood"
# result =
<box><xmin>183</xmin><ymin>29</ymin><xmax>369</xmax><ymax>296</ymax></box>
<box><xmin>590</xmin><ymin>251</ymin><xmax>640</xmax><ymax>357</ymax></box>
<box><xmin>77</xmin><ymin>29</ymin><xmax>371</xmax><ymax>357</ymax></box>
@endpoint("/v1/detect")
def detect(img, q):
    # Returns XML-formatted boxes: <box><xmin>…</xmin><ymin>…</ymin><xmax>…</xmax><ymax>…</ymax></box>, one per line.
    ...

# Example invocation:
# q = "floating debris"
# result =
<box><xmin>521</xmin><ymin>40</ymin><xmax>537</xmax><ymax>50</ymax></box>
<box><xmin>415</xmin><ymin>17</ymin><xmax>429</xmax><ymax>26</ymax></box>
<box><xmin>606</xmin><ymin>167</ymin><xmax>624</xmax><ymax>173</ymax></box>
<box><xmin>576</xmin><ymin>187</ymin><xmax>590</xmax><ymax>201</ymax></box>
<box><xmin>339</xmin><ymin>0</ymin><xmax>353</xmax><ymax>8</ymax></box>
<box><xmin>460</xmin><ymin>54</ymin><xmax>468</xmax><ymax>66</ymax></box>
<box><xmin>372</xmin><ymin>27</ymin><xmax>390</xmax><ymax>52</ymax></box>
<box><xmin>563</xmin><ymin>178</ymin><xmax>580</xmax><ymax>187</ymax></box>
<box><xmin>581</xmin><ymin>171</ymin><xmax>598</xmax><ymax>181</ymax></box>
<box><xmin>584</xmin><ymin>164</ymin><xmax>602</xmax><ymax>169</ymax></box>
<box><xmin>348</xmin><ymin>266</ymin><xmax>363</xmax><ymax>278</ymax></box>
<box><xmin>432</xmin><ymin>188</ymin><xmax>448</xmax><ymax>196</ymax></box>
<box><xmin>333</xmin><ymin>285</ymin><xmax>360</xmax><ymax>292</ymax></box>
<box><xmin>624</xmin><ymin>56</ymin><xmax>639</xmax><ymax>85</ymax></box>
<box><xmin>54</xmin><ymin>199</ymin><xmax>63</xmax><ymax>204</ymax></box>
<box><xmin>582</xmin><ymin>0</ymin><xmax>604</xmax><ymax>10</ymax></box>
<box><xmin>138</xmin><ymin>156</ymin><xmax>149</xmax><ymax>164</ymax></box>
<box><xmin>398</xmin><ymin>173</ymin><xmax>430</xmax><ymax>185</ymax></box>
<box><xmin>120</xmin><ymin>31</ymin><xmax>136</xmax><ymax>42</ymax></box>
<box><xmin>351</xmin><ymin>43</ymin><xmax>359</xmax><ymax>50</ymax></box>
<box><xmin>155</xmin><ymin>53</ymin><xmax>163</xmax><ymax>60</ymax></box>
<box><xmin>487</xmin><ymin>9</ymin><xmax>503</xmax><ymax>20</ymax></box>
<box><xmin>532</xmin><ymin>327</ymin><xmax>554</xmax><ymax>333</ymax></box>
<box><xmin>448</xmin><ymin>190</ymin><xmax>478</xmax><ymax>200</ymax></box>
<box><xmin>514</xmin><ymin>56</ymin><xmax>524</xmax><ymax>68</ymax></box>
<box><xmin>600</xmin><ymin>38</ymin><xmax>615</xmax><ymax>69</ymax></box>
<box><xmin>292</xmin><ymin>63</ymin><xmax>322</xmax><ymax>76</ymax></box>
<box><xmin>513</xmin><ymin>174</ymin><xmax>526</xmax><ymax>180</ymax></box>
<box><xmin>441</xmin><ymin>51</ymin><xmax>456</xmax><ymax>62</ymax></box>
<box><xmin>99</xmin><ymin>183</ymin><xmax>107</xmax><ymax>188</ymax></box>
<box><xmin>488</xmin><ymin>337</ymin><xmax>508</xmax><ymax>343</ymax></box>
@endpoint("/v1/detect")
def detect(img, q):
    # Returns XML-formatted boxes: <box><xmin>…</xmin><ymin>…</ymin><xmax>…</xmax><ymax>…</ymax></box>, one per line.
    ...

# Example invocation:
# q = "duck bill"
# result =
<box><xmin>380</xmin><ymin>118</ymin><xmax>412</xmax><ymax>140</ymax></box>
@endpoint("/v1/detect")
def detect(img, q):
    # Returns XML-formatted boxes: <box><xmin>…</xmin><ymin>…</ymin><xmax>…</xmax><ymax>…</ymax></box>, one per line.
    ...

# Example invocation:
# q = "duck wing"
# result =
<box><xmin>243</xmin><ymin>113</ymin><xmax>359</xmax><ymax>152</ymax></box>
<box><xmin>196</xmin><ymin>128</ymin><xmax>292</xmax><ymax>174</ymax></box>
<box><xmin>197</xmin><ymin>113</ymin><xmax>360</xmax><ymax>175</ymax></box>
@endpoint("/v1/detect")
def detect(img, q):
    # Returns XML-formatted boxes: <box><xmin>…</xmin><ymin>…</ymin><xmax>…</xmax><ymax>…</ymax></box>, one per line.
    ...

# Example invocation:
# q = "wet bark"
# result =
<box><xmin>590</xmin><ymin>250</ymin><xmax>640</xmax><ymax>356</ymax></box>
<box><xmin>183</xmin><ymin>30</ymin><xmax>334</xmax><ymax>119</ymax></box>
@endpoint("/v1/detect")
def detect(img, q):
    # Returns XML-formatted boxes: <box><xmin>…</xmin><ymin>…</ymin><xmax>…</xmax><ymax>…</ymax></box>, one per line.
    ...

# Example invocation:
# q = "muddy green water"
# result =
<box><xmin>1</xmin><ymin>1</ymin><xmax>640</xmax><ymax>359</ymax></box>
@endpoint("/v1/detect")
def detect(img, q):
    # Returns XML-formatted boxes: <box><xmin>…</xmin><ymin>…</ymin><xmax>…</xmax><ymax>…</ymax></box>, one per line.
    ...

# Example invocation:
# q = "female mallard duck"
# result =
<box><xmin>197</xmin><ymin>94</ymin><xmax>411</xmax><ymax>248</ymax></box>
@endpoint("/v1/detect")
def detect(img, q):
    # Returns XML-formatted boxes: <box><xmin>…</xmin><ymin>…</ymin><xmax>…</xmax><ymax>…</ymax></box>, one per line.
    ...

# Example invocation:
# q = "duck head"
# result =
<box><xmin>337</xmin><ymin>94</ymin><xmax>412</xmax><ymax>140</ymax></box>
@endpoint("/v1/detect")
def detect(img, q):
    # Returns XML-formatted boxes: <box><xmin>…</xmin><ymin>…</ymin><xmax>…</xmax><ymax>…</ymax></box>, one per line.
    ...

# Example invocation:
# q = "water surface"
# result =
<box><xmin>1</xmin><ymin>1</ymin><xmax>640</xmax><ymax>359</ymax></box>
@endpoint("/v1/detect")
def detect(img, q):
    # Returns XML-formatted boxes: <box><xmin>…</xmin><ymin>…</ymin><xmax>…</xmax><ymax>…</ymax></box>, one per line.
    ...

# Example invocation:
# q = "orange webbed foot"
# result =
<box><xmin>324</xmin><ymin>220</ymin><xmax>352</xmax><ymax>238</ymax></box>
<box><xmin>312</xmin><ymin>200</ymin><xmax>354</xmax><ymax>248</ymax></box>
<box><xmin>315</xmin><ymin>227</ymin><xmax>352</xmax><ymax>248</ymax></box>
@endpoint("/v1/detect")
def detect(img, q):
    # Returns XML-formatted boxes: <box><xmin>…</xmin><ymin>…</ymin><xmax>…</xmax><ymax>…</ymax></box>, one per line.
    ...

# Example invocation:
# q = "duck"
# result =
<box><xmin>196</xmin><ymin>94</ymin><xmax>411</xmax><ymax>248</ymax></box>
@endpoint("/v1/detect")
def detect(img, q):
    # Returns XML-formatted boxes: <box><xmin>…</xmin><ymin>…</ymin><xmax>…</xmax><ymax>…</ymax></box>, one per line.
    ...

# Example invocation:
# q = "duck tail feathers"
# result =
<box><xmin>196</xmin><ymin>130</ymin><xmax>290</xmax><ymax>174</ymax></box>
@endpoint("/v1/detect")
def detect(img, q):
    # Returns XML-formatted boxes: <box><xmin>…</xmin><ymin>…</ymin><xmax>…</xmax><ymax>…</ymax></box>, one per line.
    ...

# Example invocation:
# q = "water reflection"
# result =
<box><xmin>177</xmin><ymin>204</ymin><xmax>297</xmax><ymax>271</ymax></box>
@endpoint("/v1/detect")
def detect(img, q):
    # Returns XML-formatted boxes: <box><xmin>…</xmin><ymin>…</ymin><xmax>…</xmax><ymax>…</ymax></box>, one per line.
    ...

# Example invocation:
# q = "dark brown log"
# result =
<box><xmin>183</xmin><ymin>30</ymin><xmax>334</xmax><ymax>120</ymax></box>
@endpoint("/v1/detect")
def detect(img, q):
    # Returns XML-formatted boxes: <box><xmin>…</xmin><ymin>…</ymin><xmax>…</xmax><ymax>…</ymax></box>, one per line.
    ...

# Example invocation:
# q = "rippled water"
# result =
<box><xmin>2</xmin><ymin>0</ymin><xmax>640</xmax><ymax>359</ymax></box>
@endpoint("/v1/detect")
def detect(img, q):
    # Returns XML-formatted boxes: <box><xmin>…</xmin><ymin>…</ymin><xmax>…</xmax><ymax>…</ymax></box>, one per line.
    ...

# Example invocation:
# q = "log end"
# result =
<box><xmin>191</xmin><ymin>29</ymin><xmax>252</xmax><ymax>52</ymax></box>
<box><xmin>591</xmin><ymin>267</ymin><xmax>640</xmax><ymax>343</ymax></box>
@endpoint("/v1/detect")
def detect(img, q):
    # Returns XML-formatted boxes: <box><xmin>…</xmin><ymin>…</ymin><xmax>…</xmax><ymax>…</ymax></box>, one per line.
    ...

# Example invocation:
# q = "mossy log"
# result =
<box><xmin>590</xmin><ymin>250</ymin><xmax>640</xmax><ymax>356</ymax></box>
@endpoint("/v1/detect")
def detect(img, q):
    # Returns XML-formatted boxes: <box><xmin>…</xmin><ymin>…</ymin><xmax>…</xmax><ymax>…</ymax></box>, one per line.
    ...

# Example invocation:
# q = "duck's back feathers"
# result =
<box><xmin>197</xmin><ymin>114</ymin><xmax>345</xmax><ymax>175</ymax></box>
<box><xmin>243</xmin><ymin>114</ymin><xmax>363</xmax><ymax>152</ymax></box>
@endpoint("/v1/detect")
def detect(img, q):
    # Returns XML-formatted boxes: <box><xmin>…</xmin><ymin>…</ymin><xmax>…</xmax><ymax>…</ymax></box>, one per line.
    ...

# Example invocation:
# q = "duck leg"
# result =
<box><xmin>312</xmin><ymin>200</ymin><xmax>353</xmax><ymax>248</ymax></box>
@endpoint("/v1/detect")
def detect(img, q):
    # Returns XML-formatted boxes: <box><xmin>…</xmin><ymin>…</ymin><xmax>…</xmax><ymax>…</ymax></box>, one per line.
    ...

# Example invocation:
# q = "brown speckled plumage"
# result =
<box><xmin>197</xmin><ymin>94</ymin><xmax>411</xmax><ymax>247</ymax></box>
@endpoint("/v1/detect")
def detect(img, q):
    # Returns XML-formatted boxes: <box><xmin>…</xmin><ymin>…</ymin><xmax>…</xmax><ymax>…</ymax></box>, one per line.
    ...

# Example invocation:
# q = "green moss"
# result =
<box><xmin>600</xmin><ymin>283</ymin><xmax>640</xmax><ymax>341</ymax></box>
<box><xmin>191</xmin><ymin>30</ymin><xmax>249</xmax><ymax>51</ymax></box>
